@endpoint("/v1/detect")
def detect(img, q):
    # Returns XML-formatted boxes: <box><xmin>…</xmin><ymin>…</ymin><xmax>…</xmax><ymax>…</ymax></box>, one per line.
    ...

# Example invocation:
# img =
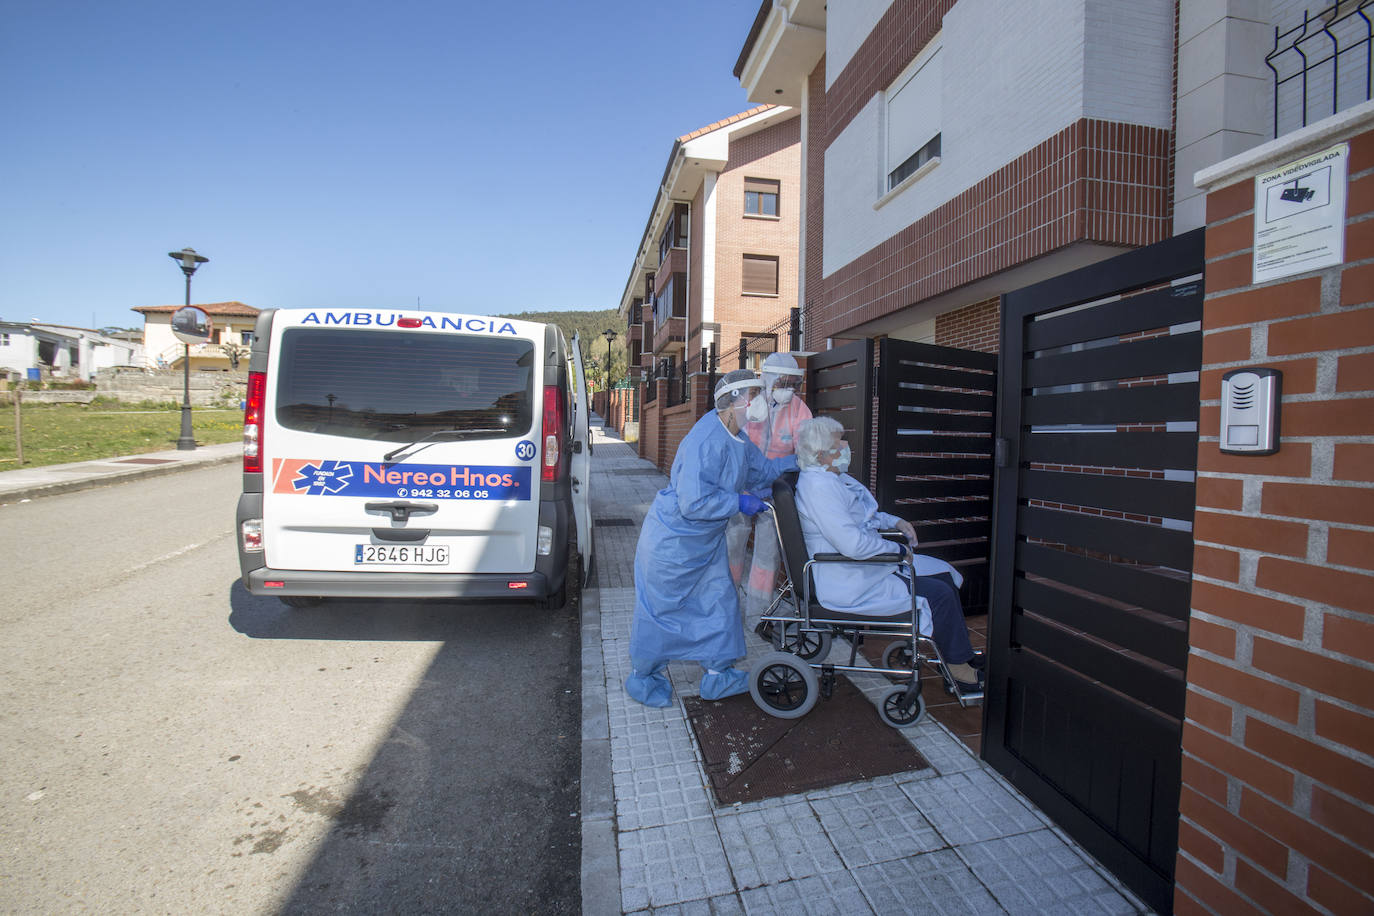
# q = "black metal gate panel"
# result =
<box><xmin>875</xmin><ymin>339</ymin><xmax>997</xmax><ymax>612</ymax></box>
<box><xmin>986</xmin><ymin>229</ymin><xmax>1205</xmax><ymax>915</ymax></box>
<box><xmin>806</xmin><ymin>339</ymin><xmax>874</xmax><ymax>488</ymax></box>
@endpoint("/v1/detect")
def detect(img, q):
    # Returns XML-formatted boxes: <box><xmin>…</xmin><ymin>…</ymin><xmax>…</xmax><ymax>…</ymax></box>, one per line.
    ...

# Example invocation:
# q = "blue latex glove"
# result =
<box><xmin>738</xmin><ymin>492</ymin><xmax>766</xmax><ymax>516</ymax></box>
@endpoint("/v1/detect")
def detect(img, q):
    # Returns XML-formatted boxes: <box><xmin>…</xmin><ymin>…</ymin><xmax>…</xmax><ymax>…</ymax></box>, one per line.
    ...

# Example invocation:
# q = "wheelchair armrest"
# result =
<box><xmin>811</xmin><ymin>552</ymin><xmax>906</xmax><ymax>565</ymax></box>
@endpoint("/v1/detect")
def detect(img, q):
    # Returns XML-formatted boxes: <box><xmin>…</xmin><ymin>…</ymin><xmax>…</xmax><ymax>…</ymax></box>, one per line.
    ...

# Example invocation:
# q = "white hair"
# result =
<box><xmin>795</xmin><ymin>415</ymin><xmax>844</xmax><ymax>469</ymax></box>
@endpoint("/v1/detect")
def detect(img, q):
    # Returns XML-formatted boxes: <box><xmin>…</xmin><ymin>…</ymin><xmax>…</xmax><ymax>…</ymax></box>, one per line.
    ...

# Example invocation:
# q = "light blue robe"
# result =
<box><xmin>630</xmin><ymin>411</ymin><xmax>797</xmax><ymax>665</ymax></box>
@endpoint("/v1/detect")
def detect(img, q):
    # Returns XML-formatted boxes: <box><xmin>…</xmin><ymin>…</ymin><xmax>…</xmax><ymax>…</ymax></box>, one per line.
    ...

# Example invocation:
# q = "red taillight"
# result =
<box><xmin>507</xmin><ymin>581</ymin><xmax>529</xmax><ymax>590</ymax></box>
<box><xmin>243</xmin><ymin>370</ymin><xmax>266</xmax><ymax>473</ymax></box>
<box><xmin>398</xmin><ymin>317</ymin><xmax>422</xmax><ymax>328</ymax></box>
<box><xmin>541</xmin><ymin>384</ymin><xmax>567</xmax><ymax>483</ymax></box>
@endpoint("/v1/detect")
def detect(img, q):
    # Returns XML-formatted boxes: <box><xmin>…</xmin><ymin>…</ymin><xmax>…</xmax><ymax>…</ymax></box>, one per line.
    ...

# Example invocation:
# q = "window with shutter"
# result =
<box><xmin>741</xmin><ymin>255</ymin><xmax>779</xmax><ymax>296</ymax></box>
<box><xmin>744</xmin><ymin>178</ymin><xmax>780</xmax><ymax>217</ymax></box>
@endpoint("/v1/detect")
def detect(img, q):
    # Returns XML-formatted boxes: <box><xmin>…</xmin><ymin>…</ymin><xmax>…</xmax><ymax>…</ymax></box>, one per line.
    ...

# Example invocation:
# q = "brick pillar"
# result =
<box><xmin>1177</xmin><ymin>113</ymin><xmax>1374</xmax><ymax>914</ymax></box>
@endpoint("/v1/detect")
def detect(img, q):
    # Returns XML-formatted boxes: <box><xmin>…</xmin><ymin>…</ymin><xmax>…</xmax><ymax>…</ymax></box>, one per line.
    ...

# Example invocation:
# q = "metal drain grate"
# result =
<box><xmin>594</xmin><ymin>518</ymin><xmax>636</xmax><ymax>527</ymax></box>
<box><xmin>682</xmin><ymin>674</ymin><xmax>929</xmax><ymax>806</ymax></box>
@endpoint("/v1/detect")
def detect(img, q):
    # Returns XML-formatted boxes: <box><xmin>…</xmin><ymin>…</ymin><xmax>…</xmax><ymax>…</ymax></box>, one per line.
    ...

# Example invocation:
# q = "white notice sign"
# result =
<box><xmin>1253</xmin><ymin>143</ymin><xmax>1348</xmax><ymax>284</ymax></box>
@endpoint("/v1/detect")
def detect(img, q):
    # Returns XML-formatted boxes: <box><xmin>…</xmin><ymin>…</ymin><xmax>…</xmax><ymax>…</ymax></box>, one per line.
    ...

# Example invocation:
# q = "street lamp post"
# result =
<box><xmin>602</xmin><ymin>328</ymin><xmax>617</xmax><ymax>395</ymax></box>
<box><xmin>168</xmin><ymin>247</ymin><xmax>209</xmax><ymax>450</ymax></box>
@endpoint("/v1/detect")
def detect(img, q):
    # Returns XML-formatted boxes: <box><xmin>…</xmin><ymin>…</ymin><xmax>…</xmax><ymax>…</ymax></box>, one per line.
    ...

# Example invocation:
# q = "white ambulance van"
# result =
<box><xmin>235</xmin><ymin>308</ymin><xmax>592</xmax><ymax>608</ymax></box>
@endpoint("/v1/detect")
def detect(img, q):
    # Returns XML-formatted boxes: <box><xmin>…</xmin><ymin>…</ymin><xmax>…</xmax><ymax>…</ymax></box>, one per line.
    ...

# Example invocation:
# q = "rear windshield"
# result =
<box><xmin>275</xmin><ymin>328</ymin><xmax>535</xmax><ymax>441</ymax></box>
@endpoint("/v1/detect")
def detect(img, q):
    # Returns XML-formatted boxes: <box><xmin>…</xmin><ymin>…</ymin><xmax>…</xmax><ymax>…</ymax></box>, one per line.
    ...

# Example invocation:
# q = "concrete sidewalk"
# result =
<box><xmin>579</xmin><ymin>420</ymin><xmax>1155</xmax><ymax>915</ymax></box>
<box><xmin>0</xmin><ymin>441</ymin><xmax>240</xmax><ymax>503</ymax></box>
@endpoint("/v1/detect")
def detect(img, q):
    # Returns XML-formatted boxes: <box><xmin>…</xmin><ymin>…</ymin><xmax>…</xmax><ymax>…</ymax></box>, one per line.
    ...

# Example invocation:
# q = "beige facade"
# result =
<box><xmin>134</xmin><ymin>301</ymin><xmax>260</xmax><ymax>370</ymax></box>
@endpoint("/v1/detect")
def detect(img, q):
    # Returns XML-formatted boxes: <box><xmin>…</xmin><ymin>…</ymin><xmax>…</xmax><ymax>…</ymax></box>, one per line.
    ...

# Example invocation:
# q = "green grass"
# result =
<box><xmin>0</xmin><ymin>401</ymin><xmax>244</xmax><ymax>469</ymax></box>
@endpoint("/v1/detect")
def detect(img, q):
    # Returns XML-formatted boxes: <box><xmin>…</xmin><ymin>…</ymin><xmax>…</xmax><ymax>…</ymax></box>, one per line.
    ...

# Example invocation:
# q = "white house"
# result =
<box><xmin>132</xmin><ymin>301</ymin><xmax>260</xmax><ymax>370</ymax></box>
<box><xmin>0</xmin><ymin>321</ymin><xmax>140</xmax><ymax>381</ymax></box>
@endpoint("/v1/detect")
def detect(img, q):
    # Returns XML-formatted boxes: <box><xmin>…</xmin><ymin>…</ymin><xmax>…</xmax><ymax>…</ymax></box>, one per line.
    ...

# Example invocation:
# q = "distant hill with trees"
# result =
<box><xmin>499</xmin><ymin>309</ymin><xmax>627</xmax><ymax>389</ymax></box>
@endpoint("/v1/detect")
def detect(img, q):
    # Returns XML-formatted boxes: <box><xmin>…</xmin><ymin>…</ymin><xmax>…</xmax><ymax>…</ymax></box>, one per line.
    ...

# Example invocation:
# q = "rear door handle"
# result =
<box><xmin>365</xmin><ymin>501</ymin><xmax>439</xmax><ymax>523</ymax></box>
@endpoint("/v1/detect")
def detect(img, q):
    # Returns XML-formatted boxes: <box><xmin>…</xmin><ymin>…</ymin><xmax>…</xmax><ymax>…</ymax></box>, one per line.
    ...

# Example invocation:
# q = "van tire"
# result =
<box><xmin>280</xmin><ymin>596</ymin><xmax>323</xmax><ymax>608</ymax></box>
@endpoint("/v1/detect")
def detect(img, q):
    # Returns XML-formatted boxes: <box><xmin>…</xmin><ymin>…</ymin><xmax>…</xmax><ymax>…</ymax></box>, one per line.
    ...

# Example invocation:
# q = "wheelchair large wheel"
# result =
<box><xmin>776</xmin><ymin>621</ymin><xmax>833</xmax><ymax>661</ymax></box>
<box><xmin>750</xmin><ymin>652</ymin><xmax>819</xmax><ymax>719</ymax></box>
<box><xmin>880</xmin><ymin>640</ymin><xmax>914</xmax><ymax>672</ymax></box>
<box><xmin>878</xmin><ymin>684</ymin><xmax>926</xmax><ymax>728</ymax></box>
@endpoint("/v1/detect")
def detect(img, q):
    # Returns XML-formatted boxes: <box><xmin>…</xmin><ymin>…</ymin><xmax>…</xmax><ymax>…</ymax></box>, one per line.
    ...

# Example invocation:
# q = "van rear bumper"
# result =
<box><xmin>242</xmin><ymin>567</ymin><xmax>562</xmax><ymax>600</ymax></box>
<box><xmin>236</xmin><ymin>493</ymin><xmax>572</xmax><ymax>601</ymax></box>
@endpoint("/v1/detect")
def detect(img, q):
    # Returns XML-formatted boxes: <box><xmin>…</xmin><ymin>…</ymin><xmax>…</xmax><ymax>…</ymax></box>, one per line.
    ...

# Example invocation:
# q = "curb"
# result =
<box><xmin>0</xmin><ymin>452</ymin><xmax>241</xmax><ymax>503</ymax></box>
<box><xmin>580</xmin><ymin>576</ymin><xmax>620</xmax><ymax>916</ymax></box>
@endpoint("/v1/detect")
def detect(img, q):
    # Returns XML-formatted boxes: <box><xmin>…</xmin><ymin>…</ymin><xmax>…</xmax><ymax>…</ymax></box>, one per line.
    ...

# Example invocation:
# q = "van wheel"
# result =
<box><xmin>280</xmin><ymin>596</ymin><xmax>322</xmax><ymax>608</ymax></box>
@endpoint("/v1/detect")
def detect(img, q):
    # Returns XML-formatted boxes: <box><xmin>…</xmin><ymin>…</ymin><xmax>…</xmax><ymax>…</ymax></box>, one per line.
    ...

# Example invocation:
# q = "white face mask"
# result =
<box><xmin>745</xmin><ymin>393</ymin><xmax>769</xmax><ymax>422</ymax></box>
<box><xmin>771</xmin><ymin>387</ymin><xmax>794</xmax><ymax>406</ymax></box>
<box><xmin>831</xmin><ymin>444</ymin><xmax>851</xmax><ymax>474</ymax></box>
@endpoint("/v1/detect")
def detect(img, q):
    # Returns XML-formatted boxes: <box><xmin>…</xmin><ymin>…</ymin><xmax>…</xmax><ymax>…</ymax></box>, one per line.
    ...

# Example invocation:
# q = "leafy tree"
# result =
<box><xmin>498</xmin><ymin>309</ymin><xmax>628</xmax><ymax>390</ymax></box>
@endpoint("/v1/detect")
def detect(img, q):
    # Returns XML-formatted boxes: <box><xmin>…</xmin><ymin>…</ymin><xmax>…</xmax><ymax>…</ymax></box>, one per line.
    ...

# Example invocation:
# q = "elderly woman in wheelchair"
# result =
<box><xmin>748</xmin><ymin>415</ymin><xmax>984</xmax><ymax>727</ymax></box>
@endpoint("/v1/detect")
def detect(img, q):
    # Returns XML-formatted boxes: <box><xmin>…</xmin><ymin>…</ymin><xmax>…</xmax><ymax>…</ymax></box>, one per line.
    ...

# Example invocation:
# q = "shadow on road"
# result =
<box><xmin>228</xmin><ymin>580</ymin><xmax>555</xmax><ymax>642</ymax></box>
<box><xmin>226</xmin><ymin>580</ymin><xmax>584</xmax><ymax>914</ymax></box>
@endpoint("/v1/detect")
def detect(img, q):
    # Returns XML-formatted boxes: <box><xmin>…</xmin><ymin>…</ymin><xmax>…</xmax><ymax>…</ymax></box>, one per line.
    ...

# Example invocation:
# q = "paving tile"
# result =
<box><xmin>715</xmin><ymin>800</ymin><xmax>845</xmax><ymax>889</ymax></box>
<box><xmin>611</xmin><ymin>718</ymin><xmax>700</xmax><ymax>774</ymax></box>
<box><xmin>625</xmin><ymin>891</ymin><xmax>746</xmax><ymax>915</ymax></box>
<box><xmin>956</xmin><ymin>831</ymin><xmax>1139</xmax><ymax>915</ymax></box>
<box><xmin>808</xmin><ymin>782</ymin><xmax>946</xmax><ymax>869</ymax></box>
<box><xmin>903</xmin><ymin>769</ymin><xmax>1044</xmax><ymax>847</ymax></box>
<box><xmin>852</xmin><ymin>849</ymin><xmax>1005</xmax><ymax>915</ymax></box>
<box><xmin>907</xmin><ymin>722</ymin><xmax>983</xmax><ymax>776</ymax></box>
<box><xmin>615</xmin><ymin>759</ymin><xmax>715</xmax><ymax>831</ymax></box>
<box><xmin>619</xmin><ymin>818</ymin><xmax>736</xmax><ymax>911</ymax></box>
<box><xmin>739</xmin><ymin>871</ymin><xmax>877</xmax><ymax>915</ymax></box>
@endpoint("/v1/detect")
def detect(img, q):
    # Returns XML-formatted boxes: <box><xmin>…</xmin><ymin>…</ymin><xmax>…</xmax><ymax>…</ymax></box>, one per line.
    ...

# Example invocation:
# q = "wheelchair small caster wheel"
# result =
<box><xmin>750</xmin><ymin>652</ymin><xmax>819</xmax><ymax>719</ymax></box>
<box><xmin>881</xmin><ymin>640</ymin><xmax>914</xmax><ymax>672</ymax></box>
<box><xmin>778</xmin><ymin>622</ymin><xmax>832</xmax><ymax>661</ymax></box>
<box><xmin>878</xmin><ymin>685</ymin><xmax>926</xmax><ymax>728</ymax></box>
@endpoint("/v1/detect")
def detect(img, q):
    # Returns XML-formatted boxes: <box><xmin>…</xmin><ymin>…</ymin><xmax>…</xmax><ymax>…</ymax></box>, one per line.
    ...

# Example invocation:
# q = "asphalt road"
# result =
<box><xmin>0</xmin><ymin>464</ymin><xmax>581</xmax><ymax>914</ymax></box>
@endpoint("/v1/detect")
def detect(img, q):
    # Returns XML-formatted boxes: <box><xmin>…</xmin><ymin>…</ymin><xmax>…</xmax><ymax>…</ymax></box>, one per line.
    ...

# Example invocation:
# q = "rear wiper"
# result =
<box><xmin>382</xmin><ymin>428</ymin><xmax>506</xmax><ymax>462</ymax></box>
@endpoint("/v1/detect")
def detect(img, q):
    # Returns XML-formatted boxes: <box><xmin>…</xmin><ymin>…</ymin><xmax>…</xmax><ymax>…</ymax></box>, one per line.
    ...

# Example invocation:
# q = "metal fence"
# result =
<box><xmin>715</xmin><ymin>308</ymin><xmax>802</xmax><ymax>371</ymax></box>
<box><xmin>1267</xmin><ymin>0</ymin><xmax>1374</xmax><ymax>137</ymax></box>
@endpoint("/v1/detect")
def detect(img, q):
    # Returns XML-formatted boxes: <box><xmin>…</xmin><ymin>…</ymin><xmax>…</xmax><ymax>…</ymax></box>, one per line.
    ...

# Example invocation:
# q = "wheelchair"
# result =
<box><xmin>747</xmin><ymin>471</ymin><xmax>984</xmax><ymax>728</ymax></box>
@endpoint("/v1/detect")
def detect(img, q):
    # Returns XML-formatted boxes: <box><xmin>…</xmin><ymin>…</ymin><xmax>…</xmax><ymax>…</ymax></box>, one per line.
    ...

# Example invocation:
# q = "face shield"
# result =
<box><xmin>714</xmin><ymin>370</ymin><xmax>762</xmax><ymax>412</ymax></box>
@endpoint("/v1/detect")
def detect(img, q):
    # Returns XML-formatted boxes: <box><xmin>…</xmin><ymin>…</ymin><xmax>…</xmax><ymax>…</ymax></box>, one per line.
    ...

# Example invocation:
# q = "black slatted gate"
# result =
<box><xmin>985</xmin><ymin>229</ymin><xmax>1205</xmax><ymax>915</ymax></box>
<box><xmin>806</xmin><ymin>340</ymin><xmax>874</xmax><ymax>488</ymax></box>
<box><xmin>875</xmin><ymin>339</ymin><xmax>998</xmax><ymax>612</ymax></box>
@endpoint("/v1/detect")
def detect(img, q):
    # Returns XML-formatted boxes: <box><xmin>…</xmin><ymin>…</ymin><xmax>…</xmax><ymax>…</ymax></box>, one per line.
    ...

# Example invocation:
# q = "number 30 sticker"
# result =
<box><xmin>515</xmin><ymin>440</ymin><xmax>536</xmax><ymax>461</ymax></box>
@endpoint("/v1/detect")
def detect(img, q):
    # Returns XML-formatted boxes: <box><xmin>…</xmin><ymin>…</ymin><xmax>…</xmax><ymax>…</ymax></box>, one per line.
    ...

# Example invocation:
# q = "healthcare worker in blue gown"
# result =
<box><xmin>626</xmin><ymin>369</ymin><xmax>800</xmax><ymax>707</ymax></box>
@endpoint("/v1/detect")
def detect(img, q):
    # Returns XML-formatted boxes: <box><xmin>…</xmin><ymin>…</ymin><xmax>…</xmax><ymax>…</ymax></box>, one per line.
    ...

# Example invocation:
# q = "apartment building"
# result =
<box><xmin>737</xmin><ymin>1</ymin><xmax>1374</xmax><ymax>914</ymax></box>
<box><xmin>618</xmin><ymin>105</ymin><xmax>801</xmax><ymax>469</ymax></box>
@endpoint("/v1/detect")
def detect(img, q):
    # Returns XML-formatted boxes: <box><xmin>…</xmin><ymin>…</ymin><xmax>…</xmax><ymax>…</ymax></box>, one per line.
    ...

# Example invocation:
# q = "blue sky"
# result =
<box><xmin>0</xmin><ymin>0</ymin><xmax>762</xmax><ymax>330</ymax></box>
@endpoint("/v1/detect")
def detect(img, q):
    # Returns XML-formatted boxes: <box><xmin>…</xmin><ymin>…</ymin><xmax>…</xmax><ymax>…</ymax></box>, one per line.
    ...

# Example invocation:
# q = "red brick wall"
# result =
<box><xmin>818</xmin><ymin>119</ymin><xmax>1172</xmax><ymax>340</ymax></box>
<box><xmin>638</xmin><ymin>380</ymin><xmax>663</xmax><ymax>465</ymax></box>
<box><xmin>1176</xmin><ymin>128</ymin><xmax>1374</xmax><ymax>914</ymax></box>
<box><xmin>934</xmin><ymin>297</ymin><xmax>1000</xmax><ymax>352</ymax></box>
<box><xmin>602</xmin><ymin>387</ymin><xmax>637</xmax><ymax>438</ymax></box>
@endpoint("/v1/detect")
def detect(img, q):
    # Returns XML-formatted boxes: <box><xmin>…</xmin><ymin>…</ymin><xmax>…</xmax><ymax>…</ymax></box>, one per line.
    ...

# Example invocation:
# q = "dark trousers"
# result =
<box><xmin>896</xmin><ymin>571</ymin><xmax>974</xmax><ymax>664</ymax></box>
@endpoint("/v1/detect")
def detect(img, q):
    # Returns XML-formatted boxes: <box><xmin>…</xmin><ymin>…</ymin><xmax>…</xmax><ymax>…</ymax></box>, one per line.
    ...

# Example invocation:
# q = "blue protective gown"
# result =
<box><xmin>628</xmin><ymin>411</ymin><xmax>797</xmax><ymax>700</ymax></box>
